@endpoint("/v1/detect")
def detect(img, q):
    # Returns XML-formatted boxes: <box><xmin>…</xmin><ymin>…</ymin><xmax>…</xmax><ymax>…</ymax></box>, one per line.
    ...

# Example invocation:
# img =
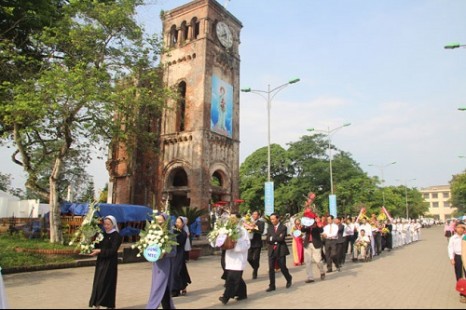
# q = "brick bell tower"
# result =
<box><xmin>156</xmin><ymin>0</ymin><xmax>242</xmax><ymax>214</ymax></box>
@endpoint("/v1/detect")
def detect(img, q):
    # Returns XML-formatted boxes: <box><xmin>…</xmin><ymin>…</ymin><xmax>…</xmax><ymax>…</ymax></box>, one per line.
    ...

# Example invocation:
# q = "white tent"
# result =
<box><xmin>0</xmin><ymin>191</ymin><xmax>19</xmax><ymax>218</ymax></box>
<box><xmin>0</xmin><ymin>191</ymin><xmax>41</xmax><ymax>218</ymax></box>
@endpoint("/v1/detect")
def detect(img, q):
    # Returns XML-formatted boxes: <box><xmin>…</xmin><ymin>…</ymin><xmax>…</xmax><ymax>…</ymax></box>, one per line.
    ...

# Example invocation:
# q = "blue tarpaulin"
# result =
<box><xmin>60</xmin><ymin>202</ymin><xmax>153</xmax><ymax>223</ymax></box>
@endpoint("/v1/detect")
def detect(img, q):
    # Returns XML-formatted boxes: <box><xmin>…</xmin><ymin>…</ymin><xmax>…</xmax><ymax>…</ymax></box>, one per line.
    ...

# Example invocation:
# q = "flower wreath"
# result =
<box><xmin>69</xmin><ymin>201</ymin><xmax>103</xmax><ymax>255</ymax></box>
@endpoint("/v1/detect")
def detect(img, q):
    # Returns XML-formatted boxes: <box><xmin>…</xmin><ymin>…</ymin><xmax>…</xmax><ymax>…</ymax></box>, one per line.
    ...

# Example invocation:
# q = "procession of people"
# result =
<box><xmin>202</xmin><ymin>191</ymin><xmax>437</xmax><ymax>308</ymax></box>
<box><xmin>3</xmin><ymin>197</ymin><xmax>465</xmax><ymax>309</ymax></box>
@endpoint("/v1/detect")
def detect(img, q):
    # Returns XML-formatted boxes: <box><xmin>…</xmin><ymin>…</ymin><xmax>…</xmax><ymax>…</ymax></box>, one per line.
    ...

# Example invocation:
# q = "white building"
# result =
<box><xmin>420</xmin><ymin>185</ymin><xmax>455</xmax><ymax>222</ymax></box>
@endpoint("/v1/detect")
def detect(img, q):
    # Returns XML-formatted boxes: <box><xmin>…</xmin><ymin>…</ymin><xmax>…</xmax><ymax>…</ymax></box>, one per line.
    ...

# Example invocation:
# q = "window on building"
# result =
<box><xmin>173</xmin><ymin>169</ymin><xmax>188</xmax><ymax>187</ymax></box>
<box><xmin>423</xmin><ymin>193</ymin><xmax>429</xmax><ymax>199</ymax></box>
<box><xmin>432</xmin><ymin>202</ymin><xmax>439</xmax><ymax>208</ymax></box>
<box><xmin>432</xmin><ymin>193</ymin><xmax>438</xmax><ymax>199</ymax></box>
<box><xmin>443</xmin><ymin>192</ymin><xmax>450</xmax><ymax>198</ymax></box>
<box><xmin>170</xmin><ymin>25</ymin><xmax>178</xmax><ymax>47</ymax></box>
<box><xmin>180</xmin><ymin>21</ymin><xmax>188</xmax><ymax>43</ymax></box>
<box><xmin>211</xmin><ymin>171</ymin><xmax>223</xmax><ymax>187</ymax></box>
<box><xmin>177</xmin><ymin>81</ymin><xmax>186</xmax><ymax>132</ymax></box>
<box><xmin>444</xmin><ymin>202</ymin><xmax>450</xmax><ymax>208</ymax></box>
<box><xmin>191</xmin><ymin>17</ymin><xmax>200</xmax><ymax>39</ymax></box>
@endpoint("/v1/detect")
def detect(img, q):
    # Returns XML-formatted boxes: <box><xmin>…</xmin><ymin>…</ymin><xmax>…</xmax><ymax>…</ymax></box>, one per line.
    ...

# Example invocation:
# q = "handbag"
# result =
<box><xmin>456</xmin><ymin>278</ymin><xmax>466</xmax><ymax>293</ymax></box>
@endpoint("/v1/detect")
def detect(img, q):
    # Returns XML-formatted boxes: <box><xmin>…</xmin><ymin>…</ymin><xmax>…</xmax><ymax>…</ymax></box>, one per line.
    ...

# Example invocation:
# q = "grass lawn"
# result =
<box><xmin>0</xmin><ymin>233</ymin><xmax>77</xmax><ymax>269</ymax></box>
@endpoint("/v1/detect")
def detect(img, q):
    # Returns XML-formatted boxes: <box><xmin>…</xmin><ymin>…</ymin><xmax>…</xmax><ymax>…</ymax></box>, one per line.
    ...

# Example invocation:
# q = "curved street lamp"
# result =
<box><xmin>444</xmin><ymin>45</ymin><xmax>466</xmax><ymax>112</ymax></box>
<box><xmin>241</xmin><ymin>78</ymin><xmax>300</xmax><ymax>214</ymax></box>
<box><xmin>308</xmin><ymin>123</ymin><xmax>351</xmax><ymax>216</ymax></box>
<box><xmin>307</xmin><ymin>123</ymin><xmax>351</xmax><ymax>195</ymax></box>
<box><xmin>369</xmin><ymin>161</ymin><xmax>397</xmax><ymax>206</ymax></box>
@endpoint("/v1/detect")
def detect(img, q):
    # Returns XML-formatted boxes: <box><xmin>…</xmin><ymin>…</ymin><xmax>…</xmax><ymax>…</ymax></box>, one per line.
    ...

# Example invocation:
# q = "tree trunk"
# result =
<box><xmin>49</xmin><ymin>156</ymin><xmax>65</xmax><ymax>243</ymax></box>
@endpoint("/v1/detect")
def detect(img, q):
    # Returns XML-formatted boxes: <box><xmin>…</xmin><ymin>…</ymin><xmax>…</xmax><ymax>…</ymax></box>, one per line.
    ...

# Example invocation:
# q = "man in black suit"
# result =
<box><xmin>265</xmin><ymin>213</ymin><xmax>292</xmax><ymax>292</ymax></box>
<box><xmin>335</xmin><ymin>216</ymin><xmax>346</xmax><ymax>266</ymax></box>
<box><xmin>301</xmin><ymin>216</ymin><xmax>326</xmax><ymax>283</ymax></box>
<box><xmin>247</xmin><ymin>210</ymin><xmax>265</xmax><ymax>279</ymax></box>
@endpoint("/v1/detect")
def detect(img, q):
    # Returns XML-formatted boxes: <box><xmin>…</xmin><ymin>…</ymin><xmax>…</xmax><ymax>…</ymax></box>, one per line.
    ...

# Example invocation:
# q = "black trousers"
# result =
<box><xmin>324</xmin><ymin>239</ymin><xmax>339</xmax><ymax>270</ymax></box>
<box><xmin>223</xmin><ymin>270</ymin><xmax>247</xmax><ymax>300</ymax></box>
<box><xmin>221</xmin><ymin>250</ymin><xmax>227</xmax><ymax>280</ymax></box>
<box><xmin>247</xmin><ymin>247</ymin><xmax>261</xmax><ymax>271</ymax></box>
<box><xmin>268</xmin><ymin>254</ymin><xmax>291</xmax><ymax>288</ymax></box>
<box><xmin>374</xmin><ymin>232</ymin><xmax>382</xmax><ymax>255</ymax></box>
<box><xmin>337</xmin><ymin>242</ymin><xmax>345</xmax><ymax>265</ymax></box>
<box><xmin>161</xmin><ymin>284</ymin><xmax>172</xmax><ymax>309</ymax></box>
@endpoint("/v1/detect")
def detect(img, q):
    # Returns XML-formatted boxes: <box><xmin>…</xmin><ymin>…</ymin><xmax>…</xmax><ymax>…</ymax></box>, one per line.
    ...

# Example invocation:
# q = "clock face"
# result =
<box><xmin>216</xmin><ymin>21</ymin><xmax>233</xmax><ymax>48</ymax></box>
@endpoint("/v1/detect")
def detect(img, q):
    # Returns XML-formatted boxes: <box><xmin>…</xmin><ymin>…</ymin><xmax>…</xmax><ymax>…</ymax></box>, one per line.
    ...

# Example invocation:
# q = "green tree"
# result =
<box><xmin>450</xmin><ymin>171</ymin><xmax>466</xmax><ymax>215</ymax></box>
<box><xmin>239</xmin><ymin>144</ymin><xmax>291</xmax><ymax>214</ymax></box>
<box><xmin>0</xmin><ymin>173</ymin><xmax>11</xmax><ymax>192</ymax></box>
<box><xmin>78</xmin><ymin>180</ymin><xmax>95</xmax><ymax>203</ymax></box>
<box><xmin>283</xmin><ymin>134</ymin><xmax>329</xmax><ymax>215</ymax></box>
<box><xmin>239</xmin><ymin>133</ymin><xmax>417</xmax><ymax>219</ymax></box>
<box><xmin>0</xmin><ymin>0</ymin><xmax>172</xmax><ymax>243</ymax></box>
<box><xmin>0</xmin><ymin>172</ymin><xmax>25</xmax><ymax>198</ymax></box>
<box><xmin>98</xmin><ymin>183</ymin><xmax>108</xmax><ymax>203</ymax></box>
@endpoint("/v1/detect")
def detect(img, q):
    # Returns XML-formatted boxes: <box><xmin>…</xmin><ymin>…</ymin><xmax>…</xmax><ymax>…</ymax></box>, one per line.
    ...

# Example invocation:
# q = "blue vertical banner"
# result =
<box><xmin>264</xmin><ymin>182</ymin><xmax>274</xmax><ymax>216</ymax></box>
<box><xmin>329</xmin><ymin>194</ymin><xmax>337</xmax><ymax>217</ymax></box>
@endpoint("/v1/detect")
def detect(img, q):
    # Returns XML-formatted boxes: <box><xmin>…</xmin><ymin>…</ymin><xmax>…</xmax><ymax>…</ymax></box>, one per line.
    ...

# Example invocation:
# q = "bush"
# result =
<box><xmin>0</xmin><ymin>234</ymin><xmax>75</xmax><ymax>269</ymax></box>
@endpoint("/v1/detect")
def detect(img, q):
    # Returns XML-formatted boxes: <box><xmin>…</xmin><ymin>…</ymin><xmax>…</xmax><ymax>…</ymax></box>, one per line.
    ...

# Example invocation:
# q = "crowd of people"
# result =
<box><xmin>210</xmin><ymin>203</ymin><xmax>429</xmax><ymax>306</ymax></box>
<box><xmin>9</xmin><ymin>201</ymin><xmax>457</xmax><ymax>309</ymax></box>
<box><xmin>76</xmin><ymin>205</ymin><xmax>466</xmax><ymax>308</ymax></box>
<box><xmin>1</xmin><ymin>203</ymin><xmax>464</xmax><ymax>309</ymax></box>
<box><xmin>289</xmin><ymin>214</ymin><xmax>424</xmax><ymax>268</ymax></box>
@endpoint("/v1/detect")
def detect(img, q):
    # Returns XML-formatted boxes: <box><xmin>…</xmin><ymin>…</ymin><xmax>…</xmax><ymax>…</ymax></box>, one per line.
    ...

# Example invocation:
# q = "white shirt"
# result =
<box><xmin>448</xmin><ymin>233</ymin><xmax>464</xmax><ymax>260</ymax></box>
<box><xmin>225</xmin><ymin>226</ymin><xmax>251</xmax><ymax>271</ymax></box>
<box><xmin>344</xmin><ymin>223</ymin><xmax>355</xmax><ymax>236</ymax></box>
<box><xmin>323</xmin><ymin>223</ymin><xmax>339</xmax><ymax>239</ymax></box>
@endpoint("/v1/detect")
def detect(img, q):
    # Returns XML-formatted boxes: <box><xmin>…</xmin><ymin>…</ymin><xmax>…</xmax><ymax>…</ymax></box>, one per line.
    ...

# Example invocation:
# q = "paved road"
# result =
<box><xmin>3</xmin><ymin>226</ymin><xmax>462</xmax><ymax>309</ymax></box>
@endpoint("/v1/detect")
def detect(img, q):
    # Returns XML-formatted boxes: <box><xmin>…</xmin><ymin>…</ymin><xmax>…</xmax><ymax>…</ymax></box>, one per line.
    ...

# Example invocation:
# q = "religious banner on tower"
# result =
<box><xmin>211</xmin><ymin>75</ymin><xmax>233</xmax><ymax>138</ymax></box>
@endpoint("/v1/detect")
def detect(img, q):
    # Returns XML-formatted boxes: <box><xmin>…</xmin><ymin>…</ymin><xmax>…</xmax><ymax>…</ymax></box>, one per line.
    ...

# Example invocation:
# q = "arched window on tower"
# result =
<box><xmin>173</xmin><ymin>169</ymin><xmax>188</xmax><ymax>187</ymax></box>
<box><xmin>191</xmin><ymin>17</ymin><xmax>200</xmax><ymax>39</ymax></box>
<box><xmin>211</xmin><ymin>171</ymin><xmax>223</xmax><ymax>187</ymax></box>
<box><xmin>177</xmin><ymin>81</ymin><xmax>187</xmax><ymax>132</ymax></box>
<box><xmin>180</xmin><ymin>21</ymin><xmax>188</xmax><ymax>43</ymax></box>
<box><xmin>169</xmin><ymin>25</ymin><xmax>178</xmax><ymax>47</ymax></box>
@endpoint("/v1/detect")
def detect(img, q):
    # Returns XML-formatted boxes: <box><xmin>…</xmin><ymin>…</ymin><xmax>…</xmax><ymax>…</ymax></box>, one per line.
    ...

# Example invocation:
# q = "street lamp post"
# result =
<box><xmin>444</xmin><ymin>42</ymin><xmax>466</xmax><ymax>49</ymax></box>
<box><xmin>396</xmin><ymin>178</ymin><xmax>416</xmax><ymax>219</ymax></box>
<box><xmin>241</xmin><ymin>78</ymin><xmax>300</xmax><ymax>214</ymax></box>
<box><xmin>444</xmin><ymin>45</ymin><xmax>466</xmax><ymax>112</ymax></box>
<box><xmin>308</xmin><ymin>123</ymin><xmax>351</xmax><ymax>195</ymax></box>
<box><xmin>369</xmin><ymin>161</ymin><xmax>397</xmax><ymax>206</ymax></box>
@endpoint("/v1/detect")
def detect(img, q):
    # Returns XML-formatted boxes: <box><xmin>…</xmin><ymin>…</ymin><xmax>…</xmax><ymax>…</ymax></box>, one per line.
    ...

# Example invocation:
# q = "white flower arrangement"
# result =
<box><xmin>68</xmin><ymin>201</ymin><xmax>104</xmax><ymax>255</ymax></box>
<box><xmin>131</xmin><ymin>213</ymin><xmax>178</xmax><ymax>258</ymax></box>
<box><xmin>207</xmin><ymin>216</ymin><xmax>240</xmax><ymax>247</ymax></box>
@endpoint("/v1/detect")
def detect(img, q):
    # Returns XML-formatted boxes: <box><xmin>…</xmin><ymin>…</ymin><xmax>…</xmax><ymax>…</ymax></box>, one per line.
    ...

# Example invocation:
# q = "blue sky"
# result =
<box><xmin>2</xmin><ymin>0</ymin><xmax>466</xmax><ymax>194</ymax></box>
